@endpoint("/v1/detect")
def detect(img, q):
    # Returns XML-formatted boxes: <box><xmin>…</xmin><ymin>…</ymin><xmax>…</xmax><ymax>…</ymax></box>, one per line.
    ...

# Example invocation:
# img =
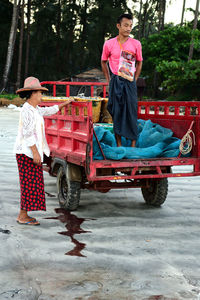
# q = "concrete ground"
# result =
<box><xmin>0</xmin><ymin>106</ymin><xmax>200</xmax><ymax>300</ymax></box>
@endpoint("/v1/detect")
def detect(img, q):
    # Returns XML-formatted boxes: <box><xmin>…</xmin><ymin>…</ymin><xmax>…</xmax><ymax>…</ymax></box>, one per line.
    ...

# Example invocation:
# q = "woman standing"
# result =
<box><xmin>14</xmin><ymin>77</ymin><xmax>71</xmax><ymax>226</ymax></box>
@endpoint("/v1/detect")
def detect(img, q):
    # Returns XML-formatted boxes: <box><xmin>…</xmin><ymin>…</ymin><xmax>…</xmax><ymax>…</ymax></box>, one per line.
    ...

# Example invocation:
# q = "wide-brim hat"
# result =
<box><xmin>16</xmin><ymin>76</ymin><xmax>48</xmax><ymax>94</ymax></box>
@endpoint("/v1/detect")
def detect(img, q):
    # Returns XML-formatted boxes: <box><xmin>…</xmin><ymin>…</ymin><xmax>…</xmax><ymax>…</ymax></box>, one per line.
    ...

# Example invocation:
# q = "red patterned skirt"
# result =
<box><xmin>16</xmin><ymin>154</ymin><xmax>46</xmax><ymax>211</ymax></box>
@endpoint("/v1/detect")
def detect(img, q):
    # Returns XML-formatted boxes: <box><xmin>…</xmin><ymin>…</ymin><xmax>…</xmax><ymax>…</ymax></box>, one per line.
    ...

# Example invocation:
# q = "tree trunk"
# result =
<box><xmin>138</xmin><ymin>0</ymin><xmax>143</xmax><ymax>40</ymax></box>
<box><xmin>147</xmin><ymin>17</ymin><xmax>154</xmax><ymax>37</ymax></box>
<box><xmin>55</xmin><ymin>0</ymin><xmax>61</xmax><ymax>74</ymax></box>
<box><xmin>79</xmin><ymin>0</ymin><xmax>88</xmax><ymax>69</ymax></box>
<box><xmin>65</xmin><ymin>0</ymin><xmax>77</xmax><ymax>75</ymax></box>
<box><xmin>24</xmin><ymin>0</ymin><xmax>31</xmax><ymax>78</ymax></box>
<box><xmin>158</xmin><ymin>0</ymin><xmax>162</xmax><ymax>32</ymax></box>
<box><xmin>181</xmin><ymin>0</ymin><xmax>186</xmax><ymax>25</ymax></box>
<box><xmin>1</xmin><ymin>0</ymin><xmax>20</xmax><ymax>92</ymax></box>
<box><xmin>16</xmin><ymin>0</ymin><xmax>24</xmax><ymax>90</ymax></box>
<box><xmin>142</xmin><ymin>0</ymin><xmax>149</xmax><ymax>38</ymax></box>
<box><xmin>81</xmin><ymin>0</ymin><xmax>88</xmax><ymax>42</ymax></box>
<box><xmin>161</xmin><ymin>0</ymin><xmax>166</xmax><ymax>31</ymax></box>
<box><xmin>188</xmin><ymin>0</ymin><xmax>200</xmax><ymax>61</ymax></box>
<box><xmin>158</xmin><ymin>0</ymin><xmax>165</xmax><ymax>32</ymax></box>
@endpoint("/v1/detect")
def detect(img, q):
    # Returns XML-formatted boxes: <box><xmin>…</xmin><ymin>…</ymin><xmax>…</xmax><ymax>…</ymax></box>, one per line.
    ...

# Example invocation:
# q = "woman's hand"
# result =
<box><xmin>30</xmin><ymin>145</ymin><xmax>41</xmax><ymax>165</ymax></box>
<box><xmin>33</xmin><ymin>151</ymin><xmax>41</xmax><ymax>165</ymax></box>
<box><xmin>58</xmin><ymin>99</ymin><xmax>73</xmax><ymax>110</ymax></box>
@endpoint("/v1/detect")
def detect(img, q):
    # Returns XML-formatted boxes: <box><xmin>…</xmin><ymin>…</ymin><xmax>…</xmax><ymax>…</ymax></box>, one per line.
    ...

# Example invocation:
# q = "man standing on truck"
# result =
<box><xmin>101</xmin><ymin>13</ymin><xmax>143</xmax><ymax>147</ymax></box>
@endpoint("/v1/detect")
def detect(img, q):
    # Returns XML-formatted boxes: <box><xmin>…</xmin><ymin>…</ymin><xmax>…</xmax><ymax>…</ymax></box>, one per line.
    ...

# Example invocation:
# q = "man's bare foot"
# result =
<box><xmin>131</xmin><ymin>140</ymin><xmax>136</xmax><ymax>147</ymax></box>
<box><xmin>115</xmin><ymin>133</ymin><xmax>122</xmax><ymax>147</ymax></box>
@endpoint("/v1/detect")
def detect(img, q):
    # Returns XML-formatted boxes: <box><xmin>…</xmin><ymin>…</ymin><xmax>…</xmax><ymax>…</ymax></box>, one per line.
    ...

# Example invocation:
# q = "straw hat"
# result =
<box><xmin>16</xmin><ymin>77</ymin><xmax>48</xmax><ymax>94</ymax></box>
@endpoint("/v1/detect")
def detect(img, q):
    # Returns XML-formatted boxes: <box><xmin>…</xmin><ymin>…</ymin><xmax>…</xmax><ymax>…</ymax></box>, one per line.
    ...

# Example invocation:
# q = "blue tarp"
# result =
<box><xmin>93</xmin><ymin>120</ymin><xmax>189</xmax><ymax>160</ymax></box>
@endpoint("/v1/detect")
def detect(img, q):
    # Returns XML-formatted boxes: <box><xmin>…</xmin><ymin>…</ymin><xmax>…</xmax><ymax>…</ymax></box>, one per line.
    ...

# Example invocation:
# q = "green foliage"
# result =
<box><xmin>142</xmin><ymin>25</ymin><xmax>200</xmax><ymax>75</ymax></box>
<box><xmin>156</xmin><ymin>59</ymin><xmax>200</xmax><ymax>97</ymax></box>
<box><xmin>0</xmin><ymin>94</ymin><xmax>18</xmax><ymax>100</ymax></box>
<box><xmin>141</xmin><ymin>24</ymin><xmax>200</xmax><ymax>98</ymax></box>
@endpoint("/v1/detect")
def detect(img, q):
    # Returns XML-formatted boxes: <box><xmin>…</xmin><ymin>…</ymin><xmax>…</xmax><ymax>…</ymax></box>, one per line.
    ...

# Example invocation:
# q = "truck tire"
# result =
<box><xmin>141</xmin><ymin>178</ymin><xmax>168</xmax><ymax>207</ymax></box>
<box><xmin>57</xmin><ymin>167</ymin><xmax>81</xmax><ymax>211</ymax></box>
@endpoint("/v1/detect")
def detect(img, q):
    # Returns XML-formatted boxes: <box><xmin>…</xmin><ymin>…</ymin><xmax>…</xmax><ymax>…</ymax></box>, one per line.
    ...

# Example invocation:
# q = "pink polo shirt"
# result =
<box><xmin>101</xmin><ymin>36</ymin><xmax>143</xmax><ymax>75</ymax></box>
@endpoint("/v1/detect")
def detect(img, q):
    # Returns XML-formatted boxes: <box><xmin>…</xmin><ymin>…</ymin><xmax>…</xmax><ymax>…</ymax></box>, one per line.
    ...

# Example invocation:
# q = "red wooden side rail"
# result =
<box><xmin>138</xmin><ymin>101</ymin><xmax>200</xmax><ymax>120</ymax></box>
<box><xmin>41</xmin><ymin>81</ymin><xmax>108</xmax><ymax>98</ymax></box>
<box><xmin>41</xmin><ymin>101</ymin><xmax>93</xmax><ymax>165</ymax></box>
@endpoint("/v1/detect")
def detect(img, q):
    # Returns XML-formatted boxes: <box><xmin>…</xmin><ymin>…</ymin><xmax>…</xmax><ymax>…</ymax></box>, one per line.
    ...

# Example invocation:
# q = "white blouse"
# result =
<box><xmin>14</xmin><ymin>102</ymin><xmax>59</xmax><ymax>162</ymax></box>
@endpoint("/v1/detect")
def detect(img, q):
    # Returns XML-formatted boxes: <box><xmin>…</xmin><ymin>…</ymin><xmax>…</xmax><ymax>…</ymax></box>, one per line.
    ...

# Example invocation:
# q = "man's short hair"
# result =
<box><xmin>117</xmin><ymin>13</ymin><xmax>133</xmax><ymax>24</ymax></box>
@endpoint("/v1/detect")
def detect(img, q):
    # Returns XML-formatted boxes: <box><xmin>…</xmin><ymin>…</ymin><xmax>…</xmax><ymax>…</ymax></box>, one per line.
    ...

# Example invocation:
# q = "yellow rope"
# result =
<box><xmin>179</xmin><ymin>129</ymin><xmax>195</xmax><ymax>155</ymax></box>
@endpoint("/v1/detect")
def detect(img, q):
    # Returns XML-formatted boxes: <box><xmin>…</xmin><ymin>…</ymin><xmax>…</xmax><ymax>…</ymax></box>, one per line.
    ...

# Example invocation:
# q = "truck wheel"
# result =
<box><xmin>141</xmin><ymin>178</ymin><xmax>168</xmax><ymax>207</ymax></box>
<box><xmin>57</xmin><ymin>167</ymin><xmax>81</xmax><ymax>211</ymax></box>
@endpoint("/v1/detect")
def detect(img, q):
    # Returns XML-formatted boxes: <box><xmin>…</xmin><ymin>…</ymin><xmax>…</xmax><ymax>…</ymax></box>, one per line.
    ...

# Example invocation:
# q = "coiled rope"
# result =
<box><xmin>179</xmin><ymin>129</ymin><xmax>195</xmax><ymax>155</ymax></box>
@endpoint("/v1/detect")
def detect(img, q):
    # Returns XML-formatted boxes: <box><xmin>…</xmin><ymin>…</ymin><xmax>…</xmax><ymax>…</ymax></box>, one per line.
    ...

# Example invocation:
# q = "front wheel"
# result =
<box><xmin>141</xmin><ymin>178</ymin><xmax>168</xmax><ymax>207</ymax></box>
<box><xmin>57</xmin><ymin>167</ymin><xmax>81</xmax><ymax>211</ymax></box>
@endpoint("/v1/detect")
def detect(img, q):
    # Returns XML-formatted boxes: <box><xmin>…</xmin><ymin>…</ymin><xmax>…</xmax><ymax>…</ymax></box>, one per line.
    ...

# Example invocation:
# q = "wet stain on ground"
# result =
<box><xmin>146</xmin><ymin>296</ymin><xmax>179</xmax><ymax>300</ymax></box>
<box><xmin>0</xmin><ymin>228</ymin><xmax>11</xmax><ymax>234</ymax></box>
<box><xmin>45</xmin><ymin>208</ymin><xmax>95</xmax><ymax>257</ymax></box>
<box><xmin>147</xmin><ymin>296</ymin><xmax>165</xmax><ymax>300</ymax></box>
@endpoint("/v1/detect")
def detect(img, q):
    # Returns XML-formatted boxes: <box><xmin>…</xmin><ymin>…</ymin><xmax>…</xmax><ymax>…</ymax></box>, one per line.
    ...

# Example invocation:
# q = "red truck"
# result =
<box><xmin>41</xmin><ymin>81</ymin><xmax>200</xmax><ymax>210</ymax></box>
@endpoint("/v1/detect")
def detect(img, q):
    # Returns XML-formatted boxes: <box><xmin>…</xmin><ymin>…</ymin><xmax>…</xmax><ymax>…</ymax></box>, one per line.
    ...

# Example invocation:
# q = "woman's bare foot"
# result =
<box><xmin>17</xmin><ymin>219</ymin><xmax>40</xmax><ymax>225</ymax></box>
<box><xmin>16</xmin><ymin>209</ymin><xmax>39</xmax><ymax>224</ymax></box>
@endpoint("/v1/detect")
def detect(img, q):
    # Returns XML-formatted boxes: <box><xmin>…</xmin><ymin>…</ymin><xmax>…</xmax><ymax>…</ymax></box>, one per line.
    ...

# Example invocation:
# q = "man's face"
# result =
<box><xmin>117</xmin><ymin>18</ymin><xmax>133</xmax><ymax>37</ymax></box>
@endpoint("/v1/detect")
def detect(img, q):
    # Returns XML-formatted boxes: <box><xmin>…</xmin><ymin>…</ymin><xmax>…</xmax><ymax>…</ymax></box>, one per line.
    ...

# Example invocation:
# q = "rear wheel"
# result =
<box><xmin>141</xmin><ymin>178</ymin><xmax>168</xmax><ymax>207</ymax></box>
<box><xmin>57</xmin><ymin>167</ymin><xmax>81</xmax><ymax>211</ymax></box>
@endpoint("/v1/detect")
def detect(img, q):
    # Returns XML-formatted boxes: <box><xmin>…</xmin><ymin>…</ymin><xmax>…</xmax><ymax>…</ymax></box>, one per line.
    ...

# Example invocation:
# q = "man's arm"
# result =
<box><xmin>135</xmin><ymin>61</ymin><xmax>142</xmax><ymax>81</ymax></box>
<box><xmin>101</xmin><ymin>60</ymin><xmax>110</xmax><ymax>83</ymax></box>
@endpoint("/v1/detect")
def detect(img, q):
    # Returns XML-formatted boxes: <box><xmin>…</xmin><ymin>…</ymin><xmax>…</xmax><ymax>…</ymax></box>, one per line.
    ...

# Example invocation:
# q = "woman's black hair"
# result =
<box><xmin>117</xmin><ymin>13</ymin><xmax>133</xmax><ymax>24</ymax></box>
<box><xmin>18</xmin><ymin>90</ymin><xmax>34</xmax><ymax>100</ymax></box>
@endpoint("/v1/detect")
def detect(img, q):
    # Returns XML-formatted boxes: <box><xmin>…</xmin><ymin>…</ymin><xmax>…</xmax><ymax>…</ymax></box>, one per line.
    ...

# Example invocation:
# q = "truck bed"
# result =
<box><xmin>42</xmin><ymin>100</ymin><xmax>200</xmax><ymax>181</ymax></box>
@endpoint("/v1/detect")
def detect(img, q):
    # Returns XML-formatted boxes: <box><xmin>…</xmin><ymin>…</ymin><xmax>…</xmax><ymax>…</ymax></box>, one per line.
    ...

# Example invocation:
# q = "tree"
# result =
<box><xmin>181</xmin><ymin>0</ymin><xmax>186</xmax><ymax>26</ymax></box>
<box><xmin>157</xmin><ymin>59</ymin><xmax>200</xmax><ymax>99</ymax></box>
<box><xmin>158</xmin><ymin>0</ymin><xmax>166</xmax><ymax>32</ymax></box>
<box><xmin>24</xmin><ymin>0</ymin><xmax>31</xmax><ymax>78</ymax></box>
<box><xmin>142</xmin><ymin>25</ymin><xmax>200</xmax><ymax>97</ymax></box>
<box><xmin>0</xmin><ymin>0</ymin><xmax>13</xmax><ymax>82</ymax></box>
<box><xmin>132</xmin><ymin>0</ymin><xmax>162</xmax><ymax>39</ymax></box>
<box><xmin>16</xmin><ymin>0</ymin><xmax>25</xmax><ymax>89</ymax></box>
<box><xmin>78</xmin><ymin>0</ymin><xmax>89</xmax><ymax>70</ymax></box>
<box><xmin>55</xmin><ymin>0</ymin><xmax>61</xmax><ymax>74</ymax></box>
<box><xmin>142</xmin><ymin>0</ymin><xmax>149</xmax><ymax>37</ymax></box>
<box><xmin>138</xmin><ymin>0</ymin><xmax>143</xmax><ymax>39</ymax></box>
<box><xmin>1</xmin><ymin>0</ymin><xmax>20</xmax><ymax>92</ymax></box>
<box><xmin>161</xmin><ymin>0</ymin><xmax>166</xmax><ymax>30</ymax></box>
<box><xmin>2</xmin><ymin>0</ymin><xmax>198</xmax><ymax>91</ymax></box>
<box><xmin>81</xmin><ymin>0</ymin><xmax>131</xmax><ymax>71</ymax></box>
<box><xmin>30</xmin><ymin>0</ymin><xmax>64</xmax><ymax>79</ymax></box>
<box><xmin>188</xmin><ymin>0</ymin><xmax>200</xmax><ymax>61</ymax></box>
